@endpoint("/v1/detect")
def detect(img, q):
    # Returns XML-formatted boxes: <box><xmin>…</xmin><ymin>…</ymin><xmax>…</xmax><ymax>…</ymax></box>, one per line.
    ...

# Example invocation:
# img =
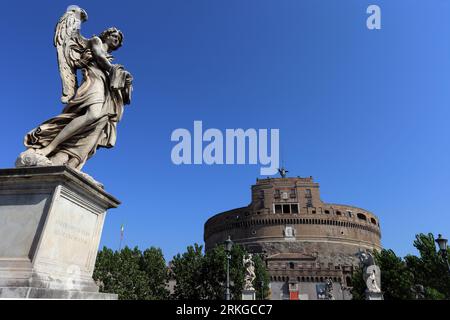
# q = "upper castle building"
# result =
<box><xmin>204</xmin><ymin>175</ymin><xmax>381</xmax><ymax>300</ymax></box>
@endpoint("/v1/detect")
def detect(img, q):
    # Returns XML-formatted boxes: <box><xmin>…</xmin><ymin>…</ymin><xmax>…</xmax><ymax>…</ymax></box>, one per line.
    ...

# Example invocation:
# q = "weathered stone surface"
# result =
<box><xmin>0</xmin><ymin>166</ymin><xmax>119</xmax><ymax>299</ymax></box>
<box><xmin>15</xmin><ymin>149</ymin><xmax>52</xmax><ymax>168</ymax></box>
<box><xmin>241</xmin><ymin>289</ymin><xmax>256</xmax><ymax>300</ymax></box>
<box><xmin>15</xmin><ymin>149</ymin><xmax>104</xmax><ymax>188</ymax></box>
<box><xmin>0</xmin><ymin>287</ymin><xmax>117</xmax><ymax>299</ymax></box>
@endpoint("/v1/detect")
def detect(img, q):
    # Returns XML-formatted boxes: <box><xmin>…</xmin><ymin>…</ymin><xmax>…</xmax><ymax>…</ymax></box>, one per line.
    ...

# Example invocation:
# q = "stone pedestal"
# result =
<box><xmin>0</xmin><ymin>166</ymin><xmax>119</xmax><ymax>299</ymax></box>
<box><xmin>365</xmin><ymin>291</ymin><xmax>384</xmax><ymax>300</ymax></box>
<box><xmin>242</xmin><ymin>289</ymin><xmax>256</xmax><ymax>300</ymax></box>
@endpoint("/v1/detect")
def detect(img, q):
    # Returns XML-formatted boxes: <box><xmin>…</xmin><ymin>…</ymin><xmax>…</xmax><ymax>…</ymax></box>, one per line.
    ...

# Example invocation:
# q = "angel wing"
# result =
<box><xmin>54</xmin><ymin>5</ymin><xmax>88</xmax><ymax>104</ymax></box>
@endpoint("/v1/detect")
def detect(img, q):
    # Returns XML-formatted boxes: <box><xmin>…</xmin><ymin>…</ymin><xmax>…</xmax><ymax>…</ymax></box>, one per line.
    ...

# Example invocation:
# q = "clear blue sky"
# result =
<box><xmin>1</xmin><ymin>0</ymin><xmax>450</xmax><ymax>261</ymax></box>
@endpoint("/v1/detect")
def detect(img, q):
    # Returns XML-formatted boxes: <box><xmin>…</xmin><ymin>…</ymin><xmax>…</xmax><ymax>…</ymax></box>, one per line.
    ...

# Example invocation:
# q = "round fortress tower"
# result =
<box><xmin>204</xmin><ymin>176</ymin><xmax>381</xmax><ymax>300</ymax></box>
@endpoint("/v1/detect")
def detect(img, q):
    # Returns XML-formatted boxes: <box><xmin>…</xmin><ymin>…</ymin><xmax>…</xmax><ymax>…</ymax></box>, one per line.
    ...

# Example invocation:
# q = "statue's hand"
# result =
<box><xmin>125</xmin><ymin>71</ymin><xmax>133</xmax><ymax>85</ymax></box>
<box><xmin>76</xmin><ymin>49</ymin><xmax>93</xmax><ymax>67</ymax></box>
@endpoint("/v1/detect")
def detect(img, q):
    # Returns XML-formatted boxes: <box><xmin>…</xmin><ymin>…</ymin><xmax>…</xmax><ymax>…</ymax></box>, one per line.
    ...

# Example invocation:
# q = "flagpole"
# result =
<box><xmin>119</xmin><ymin>224</ymin><xmax>124</xmax><ymax>250</ymax></box>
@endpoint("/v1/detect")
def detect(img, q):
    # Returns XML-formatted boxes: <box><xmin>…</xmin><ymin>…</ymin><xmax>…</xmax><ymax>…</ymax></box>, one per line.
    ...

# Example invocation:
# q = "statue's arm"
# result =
<box><xmin>90</xmin><ymin>37</ymin><xmax>114</xmax><ymax>73</ymax></box>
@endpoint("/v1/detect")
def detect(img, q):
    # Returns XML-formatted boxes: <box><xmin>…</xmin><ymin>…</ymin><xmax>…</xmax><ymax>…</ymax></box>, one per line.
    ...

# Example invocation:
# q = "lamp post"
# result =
<box><xmin>435</xmin><ymin>234</ymin><xmax>450</xmax><ymax>274</ymax></box>
<box><xmin>224</xmin><ymin>236</ymin><xmax>233</xmax><ymax>300</ymax></box>
<box><xmin>260</xmin><ymin>280</ymin><xmax>265</xmax><ymax>300</ymax></box>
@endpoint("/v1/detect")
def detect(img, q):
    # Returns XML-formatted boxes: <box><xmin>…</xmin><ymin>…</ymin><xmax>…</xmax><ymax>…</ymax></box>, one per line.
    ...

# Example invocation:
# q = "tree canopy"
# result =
<box><xmin>94</xmin><ymin>243</ymin><xmax>270</xmax><ymax>300</ymax></box>
<box><xmin>351</xmin><ymin>233</ymin><xmax>450</xmax><ymax>300</ymax></box>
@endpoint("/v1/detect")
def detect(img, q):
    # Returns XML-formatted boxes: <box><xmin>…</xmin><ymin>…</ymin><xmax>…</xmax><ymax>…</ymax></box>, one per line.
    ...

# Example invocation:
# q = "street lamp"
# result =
<box><xmin>260</xmin><ymin>280</ymin><xmax>265</xmax><ymax>300</ymax></box>
<box><xmin>224</xmin><ymin>236</ymin><xmax>233</xmax><ymax>300</ymax></box>
<box><xmin>435</xmin><ymin>234</ymin><xmax>450</xmax><ymax>273</ymax></box>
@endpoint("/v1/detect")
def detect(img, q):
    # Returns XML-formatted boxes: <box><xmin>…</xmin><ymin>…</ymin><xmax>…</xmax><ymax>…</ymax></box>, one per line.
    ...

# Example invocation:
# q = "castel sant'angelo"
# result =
<box><xmin>204</xmin><ymin>173</ymin><xmax>381</xmax><ymax>300</ymax></box>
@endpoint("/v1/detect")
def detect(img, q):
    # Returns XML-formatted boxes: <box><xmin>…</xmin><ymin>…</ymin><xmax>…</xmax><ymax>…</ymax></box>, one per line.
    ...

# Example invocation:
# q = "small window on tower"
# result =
<box><xmin>275</xmin><ymin>204</ymin><xmax>282</xmax><ymax>214</ymax></box>
<box><xmin>305</xmin><ymin>189</ymin><xmax>312</xmax><ymax>198</ymax></box>
<box><xmin>274</xmin><ymin>189</ymin><xmax>280</xmax><ymax>198</ymax></box>
<box><xmin>290</xmin><ymin>189</ymin><xmax>296</xmax><ymax>198</ymax></box>
<box><xmin>357</xmin><ymin>213</ymin><xmax>367</xmax><ymax>221</ymax></box>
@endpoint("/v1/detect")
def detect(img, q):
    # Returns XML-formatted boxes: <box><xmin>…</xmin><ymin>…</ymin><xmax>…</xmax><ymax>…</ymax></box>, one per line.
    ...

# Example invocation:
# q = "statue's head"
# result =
<box><xmin>99</xmin><ymin>27</ymin><xmax>124</xmax><ymax>51</ymax></box>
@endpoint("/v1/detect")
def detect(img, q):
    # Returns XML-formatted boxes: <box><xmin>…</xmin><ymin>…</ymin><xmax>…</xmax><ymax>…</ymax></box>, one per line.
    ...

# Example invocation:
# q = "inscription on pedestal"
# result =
<box><xmin>54</xmin><ymin>220</ymin><xmax>91</xmax><ymax>245</ymax></box>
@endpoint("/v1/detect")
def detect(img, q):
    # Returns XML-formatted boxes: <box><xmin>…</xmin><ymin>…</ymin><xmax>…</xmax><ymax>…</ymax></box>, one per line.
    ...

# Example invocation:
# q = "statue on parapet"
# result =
<box><xmin>356</xmin><ymin>251</ymin><xmax>383</xmax><ymax>299</ymax></box>
<box><xmin>325</xmin><ymin>278</ymin><xmax>334</xmax><ymax>300</ymax></box>
<box><xmin>16</xmin><ymin>5</ymin><xmax>133</xmax><ymax>173</ymax></box>
<box><xmin>243</xmin><ymin>253</ymin><xmax>256</xmax><ymax>291</ymax></box>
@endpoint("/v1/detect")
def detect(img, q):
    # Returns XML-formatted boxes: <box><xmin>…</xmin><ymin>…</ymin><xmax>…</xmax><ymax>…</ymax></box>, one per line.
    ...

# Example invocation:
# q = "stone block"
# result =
<box><xmin>0</xmin><ymin>166</ymin><xmax>119</xmax><ymax>299</ymax></box>
<box><xmin>242</xmin><ymin>289</ymin><xmax>256</xmax><ymax>300</ymax></box>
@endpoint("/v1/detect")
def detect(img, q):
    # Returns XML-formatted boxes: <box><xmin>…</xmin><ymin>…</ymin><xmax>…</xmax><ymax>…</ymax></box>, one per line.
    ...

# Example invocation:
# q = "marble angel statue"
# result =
<box><xmin>243</xmin><ymin>254</ymin><xmax>256</xmax><ymax>291</ymax></box>
<box><xmin>16</xmin><ymin>5</ymin><xmax>133</xmax><ymax>172</ymax></box>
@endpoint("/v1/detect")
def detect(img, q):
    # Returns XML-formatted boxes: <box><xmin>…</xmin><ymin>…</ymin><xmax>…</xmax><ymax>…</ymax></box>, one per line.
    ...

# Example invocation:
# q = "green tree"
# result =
<box><xmin>170</xmin><ymin>243</ymin><xmax>270</xmax><ymax>300</ymax></box>
<box><xmin>202</xmin><ymin>243</ymin><xmax>246</xmax><ymax>299</ymax></box>
<box><xmin>253</xmin><ymin>254</ymin><xmax>270</xmax><ymax>300</ymax></box>
<box><xmin>405</xmin><ymin>233</ymin><xmax>450</xmax><ymax>299</ymax></box>
<box><xmin>374</xmin><ymin>249</ymin><xmax>414</xmax><ymax>299</ymax></box>
<box><xmin>351</xmin><ymin>233</ymin><xmax>450</xmax><ymax>300</ymax></box>
<box><xmin>202</xmin><ymin>245</ymin><xmax>227</xmax><ymax>299</ymax></box>
<box><xmin>170</xmin><ymin>243</ymin><xmax>206</xmax><ymax>299</ymax></box>
<box><xmin>94</xmin><ymin>246</ymin><xmax>170</xmax><ymax>300</ymax></box>
<box><xmin>350</xmin><ymin>267</ymin><xmax>366</xmax><ymax>300</ymax></box>
<box><xmin>93</xmin><ymin>246</ymin><xmax>150</xmax><ymax>300</ymax></box>
<box><xmin>228</xmin><ymin>244</ymin><xmax>246</xmax><ymax>300</ymax></box>
<box><xmin>141</xmin><ymin>247</ymin><xmax>170</xmax><ymax>300</ymax></box>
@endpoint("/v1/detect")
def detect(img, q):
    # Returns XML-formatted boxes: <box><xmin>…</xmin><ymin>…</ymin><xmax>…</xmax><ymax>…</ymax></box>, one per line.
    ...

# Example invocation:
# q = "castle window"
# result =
<box><xmin>290</xmin><ymin>189</ymin><xmax>296</xmax><ymax>198</ymax></box>
<box><xmin>274</xmin><ymin>189</ymin><xmax>280</xmax><ymax>198</ymax></box>
<box><xmin>347</xmin><ymin>211</ymin><xmax>353</xmax><ymax>218</ymax></box>
<box><xmin>305</xmin><ymin>189</ymin><xmax>312</xmax><ymax>198</ymax></box>
<box><xmin>312</xmin><ymin>210</ymin><xmax>316</xmax><ymax>214</ymax></box>
<box><xmin>274</xmin><ymin>203</ymin><xmax>299</xmax><ymax>213</ymax></box>
<box><xmin>289</xmin><ymin>262</ymin><xmax>295</xmax><ymax>269</ymax></box>
<box><xmin>336</xmin><ymin>211</ymin><xmax>342</xmax><ymax>216</ymax></box>
<box><xmin>306</xmin><ymin>199</ymin><xmax>313</xmax><ymax>207</ymax></box>
<box><xmin>357</xmin><ymin>213</ymin><xmax>367</xmax><ymax>221</ymax></box>
<box><xmin>371</xmin><ymin>217</ymin><xmax>377</xmax><ymax>224</ymax></box>
<box><xmin>324</xmin><ymin>210</ymin><xmax>330</xmax><ymax>214</ymax></box>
